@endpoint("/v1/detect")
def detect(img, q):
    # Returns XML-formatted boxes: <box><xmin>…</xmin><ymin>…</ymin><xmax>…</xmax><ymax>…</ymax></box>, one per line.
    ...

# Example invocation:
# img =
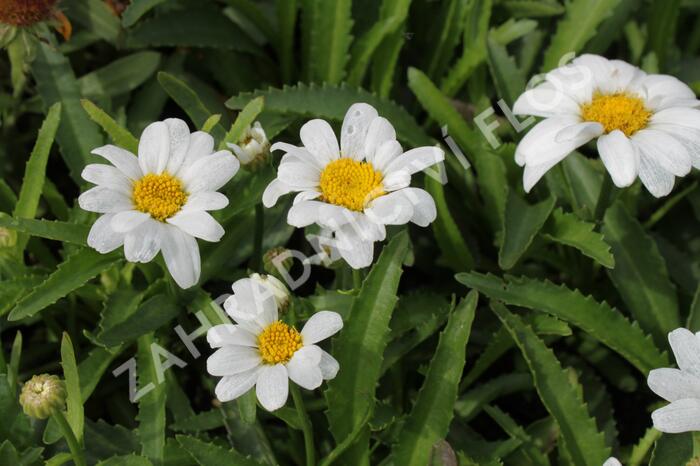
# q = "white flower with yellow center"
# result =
<box><xmin>513</xmin><ymin>54</ymin><xmax>700</xmax><ymax>197</ymax></box>
<box><xmin>78</xmin><ymin>118</ymin><xmax>239</xmax><ymax>289</ymax></box>
<box><xmin>206</xmin><ymin>277</ymin><xmax>342</xmax><ymax>411</ymax></box>
<box><xmin>262</xmin><ymin>103</ymin><xmax>444</xmax><ymax>269</ymax></box>
<box><xmin>647</xmin><ymin>328</ymin><xmax>700</xmax><ymax>433</ymax></box>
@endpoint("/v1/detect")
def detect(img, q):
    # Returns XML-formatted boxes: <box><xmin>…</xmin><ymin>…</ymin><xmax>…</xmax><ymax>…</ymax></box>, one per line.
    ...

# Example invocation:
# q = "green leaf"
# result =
<box><xmin>96</xmin><ymin>454</ymin><xmax>153</xmax><ymax>466</ymax></box>
<box><xmin>541</xmin><ymin>207</ymin><xmax>615</xmax><ymax>268</ymax></box>
<box><xmin>157</xmin><ymin>72</ymin><xmax>225</xmax><ymax>142</ymax></box>
<box><xmin>647</xmin><ymin>0</ymin><xmax>680</xmax><ymax>68</ymax></box>
<box><xmin>455</xmin><ymin>372</ymin><xmax>533</xmax><ymax>421</ymax></box>
<box><xmin>602</xmin><ymin>201</ymin><xmax>680</xmax><ymax>344</ymax></box>
<box><xmin>220</xmin><ymin>96</ymin><xmax>265</xmax><ymax>149</ymax></box>
<box><xmin>96</xmin><ymin>293</ymin><xmax>179</xmax><ymax>347</ymax></box>
<box><xmin>13</xmin><ymin>102</ymin><xmax>61</xmax><ymax>254</ymax></box>
<box><xmin>8</xmin><ymin>249</ymin><xmax>120</xmax><ymax>321</ymax></box>
<box><xmin>31</xmin><ymin>43</ymin><xmax>103</xmax><ymax>184</ymax></box>
<box><xmin>121</xmin><ymin>0</ymin><xmax>169</xmax><ymax>27</ymax></box>
<box><xmin>490</xmin><ymin>302</ymin><xmax>610</xmax><ymax>465</ymax></box>
<box><xmin>302</xmin><ymin>0</ymin><xmax>353</xmax><ymax>83</ymax></box>
<box><xmin>325</xmin><ymin>231</ymin><xmax>409</xmax><ymax>463</ymax></box>
<box><xmin>456</xmin><ymin>272</ymin><xmax>668</xmax><ymax>374</ymax></box>
<box><xmin>503</xmin><ymin>1</ymin><xmax>565</xmax><ymax>17</ymax></box>
<box><xmin>0</xmin><ymin>275</ymin><xmax>44</xmax><ymax>317</ymax></box>
<box><xmin>0</xmin><ymin>440</ymin><xmax>21</xmax><ymax>465</ymax></box>
<box><xmin>176</xmin><ymin>434</ymin><xmax>263</xmax><ymax>466</ymax></box>
<box><xmin>425</xmin><ymin>175</ymin><xmax>475</xmax><ymax>271</ymax></box>
<box><xmin>275</xmin><ymin>0</ymin><xmax>298</xmax><ymax>82</ymax></box>
<box><xmin>486</xmin><ymin>35</ymin><xmax>526</xmax><ymax>107</ymax></box>
<box><xmin>79</xmin><ymin>52</ymin><xmax>161</xmax><ymax>99</ymax></box>
<box><xmin>81</xmin><ymin>100</ymin><xmax>139</xmax><ymax>154</ymax></box>
<box><xmin>649</xmin><ymin>432</ymin><xmax>693</xmax><ymax>465</ymax></box>
<box><xmin>137</xmin><ymin>334</ymin><xmax>166</xmax><ymax>465</ymax></box>
<box><xmin>126</xmin><ymin>7</ymin><xmax>259</xmax><ymax>53</ymax></box>
<box><xmin>169</xmin><ymin>410</ymin><xmax>224</xmax><ymax>433</ymax></box>
<box><xmin>0</xmin><ymin>214</ymin><xmax>89</xmax><ymax>246</ymax></box>
<box><xmin>391</xmin><ymin>291</ymin><xmax>478</xmax><ymax>466</ymax></box>
<box><xmin>60</xmin><ymin>332</ymin><xmax>84</xmax><ymax>444</ymax></box>
<box><xmin>484</xmin><ymin>405</ymin><xmax>551</xmax><ymax>465</ymax></box>
<box><xmin>499</xmin><ymin>193</ymin><xmax>555</xmax><ymax>270</ymax></box>
<box><xmin>541</xmin><ymin>0</ymin><xmax>621</xmax><ymax>71</ymax></box>
<box><xmin>226</xmin><ymin>82</ymin><xmax>432</xmax><ymax>148</ymax></box>
<box><xmin>63</xmin><ymin>0</ymin><xmax>121</xmax><ymax>43</ymax></box>
<box><xmin>686</xmin><ymin>284</ymin><xmax>700</xmax><ymax>332</ymax></box>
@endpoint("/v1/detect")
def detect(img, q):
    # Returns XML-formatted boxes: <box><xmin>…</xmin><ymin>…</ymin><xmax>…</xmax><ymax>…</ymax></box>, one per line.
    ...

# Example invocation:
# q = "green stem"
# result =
<box><xmin>593</xmin><ymin>174</ymin><xmax>615</xmax><ymax>223</ymax></box>
<box><xmin>318</xmin><ymin>408</ymin><xmax>372</xmax><ymax>466</ymax></box>
<box><xmin>352</xmin><ymin>268</ymin><xmax>363</xmax><ymax>291</ymax></box>
<box><xmin>52</xmin><ymin>410</ymin><xmax>86</xmax><ymax>466</ymax></box>
<box><xmin>253</xmin><ymin>203</ymin><xmax>265</xmax><ymax>271</ymax></box>
<box><xmin>290</xmin><ymin>384</ymin><xmax>315</xmax><ymax>466</ymax></box>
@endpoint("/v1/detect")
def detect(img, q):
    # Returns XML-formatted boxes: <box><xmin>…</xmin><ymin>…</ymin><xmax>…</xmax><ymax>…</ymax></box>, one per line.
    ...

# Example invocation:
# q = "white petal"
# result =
<box><xmin>517</xmin><ymin>117</ymin><xmax>599</xmax><ymax>166</ymax></box>
<box><xmin>81</xmin><ymin>164</ymin><xmax>133</xmax><ymax>194</ymax></box>
<box><xmin>293</xmin><ymin>190</ymin><xmax>321</xmax><ymax>204</ymax></box>
<box><xmin>164</xmin><ymin>118</ymin><xmax>191</xmax><ymax>174</ymax></box>
<box><xmin>638</xmin><ymin>74</ymin><xmax>697</xmax><ymax>110</ymax></box>
<box><xmin>228</xmin><ymin>278</ymin><xmax>278</xmax><ymax>329</ymax></box>
<box><xmin>167</xmin><ymin>210</ymin><xmax>225</xmax><ymax>242</ymax></box>
<box><xmin>287</xmin><ymin>347</ymin><xmax>324</xmax><ymax>390</ymax></box>
<box><xmin>207</xmin><ymin>346</ymin><xmax>261</xmax><ymax>376</ymax></box>
<box><xmin>555</xmin><ymin>122</ymin><xmax>604</xmax><ymax>143</ymax></box>
<box><xmin>363</xmin><ymin>117</ymin><xmax>396</xmax><ymax>162</ymax></box>
<box><xmin>176</xmin><ymin>131</ymin><xmax>215</xmax><ymax>175</ymax></box>
<box><xmin>651</xmin><ymin>107</ymin><xmax>700</xmax><ymax>131</ymax></box>
<box><xmin>287</xmin><ymin>201</ymin><xmax>354</xmax><ymax>229</ymax></box>
<box><xmin>78</xmin><ymin>186</ymin><xmax>132</xmax><ymax>213</ymax></box>
<box><xmin>301</xmin><ymin>311</ymin><xmax>343</xmax><ymax>344</ymax></box>
<box><xmin>513</xmin><ymin>82</ymin><xmax>580</xmax><ymax>118</ymax></box>
<box><xmin>572</xmin><ymin>54</ymin><xmax>618</xmax><ymax>94</ymax></box>
<box><xmin>632</xmin><ymin>129</ymin><xmax>691</xmax><ymax>177</ymax></box>
<box><xmin>277</xmin><ymin>161</ymin><xmax>321</xmax><ymax>189</ymax></box>
<box><xmin>385</xmin><ymin>147</ymin><xmax>444</xmax><ymax>176</ymax></box>
<box><xmin>207</xmin><ymin>324</ymin><xmax>258</xmax><ymax>348</ymax></box>
<box><xmin>382</xmin><ymin>171</ymin><xmax>411</xmax><ymax>192</ymax></box>
<box><xmin>652</xmin><ymin>398</ymin><xmax>700</xmax><ymax>433</ymax></box>
<box><xmin>256</xmin><ymin>364</ymin><xmax>289</xmax><ymax>411</ymax></box>
<box><xmin>335</xmin><ymin>226</ymin><xmax>374</xmax><ymax>269</ymax></box>
<box><xmin>215</xmin><ymin>366</ymin><xmax>261</xmax><ymax>402</ymax></box>
<box><xmin>271</xmin><ymin>142</ymin><xmax>324</xmax><ymax>170</ymax></box>
<box><xmin>649</xmin><ymin>124</ymin><xmax>700</xmax><ymax>169</ymax></box>
<box><xmin>263</xmin><ymin>179</ymin><xmax>294</xmax><ymax>208</ymax></box>
<box><xmin>123</xmin><ymin>220</ymin><xmax>162</xmax><ymax>263</ymax></box>
<box><xmin>341</xmin><ymin>103</ymin><xmax>379</xmax><ymax>160</ymax></box>
<box><xmin>110</xmin><ymin>210</ymin><xmax>150</xmax><ymax>233</ymax></box>
<box><xmin>91</xmin><ymin>145</ymin><xmax>142</xmax><ymax>180</ymax></box>
<box><xmin>160</xmin><ymin>225</ymin><xmax>201</xmax><ymax>289</ymax></box>
<box><xmin>182</xmin><ymin>192</ymin><xmax>229</xmax><ymax>212</ymax></box>
<box><xmin>522</xmin><ymin>153</ymin><xmax>571</xmax><ymax>193</ymax></box>
<box><xmin>319</xmin><ymin>349</ymin><xmax>339</xmax><ymax>380</ymax></box>
<box><xmin>87</xmin><ymin>214</ymin><xmax>125</xmax><ymax>253</ymax></box>
<box><xmin>636</xmin><ymin>147</ymin><xmax>675</xmax><ymax>198</ymax></box>
<box><xmin>669</xmin><ymin>328</ymin><xmax>700</xmax><ymax>377</ymax></box>
<box><xmin>648</xmin><ymin>368</ymin><xmax>700</xmax><ymax>402</ymax></box>
<box><xmin>138</xmin><ymin>121</ymin><xmax>170</xmax><ymax>174</ymax></box>
<box><xmin>300</xmin><ymin>119</ymin><xmax>340</xmax><ymax>165</ymax></box>
<box><xmin>181</xmin><ymin>150</ymin><xmax>240</xmax><ymax>193</ymax></box>
<box><xmin>602</xmin><ymin>458</ymin><xmax>623</xmax><ymax>466</ymax></box>
<box><xmin>597</xmin><ymin>130</ymin><xmax>638</xmax><ymax>187</ymax></box>
<box><xmin>372</xmin><ymin>140</ymin><xmax>403</xmax><ymax>172</ymax></box>
<box><xmin>402</xmin><ymin>187</ymin><xmax>437</xmax><ymax>226</ymax></box>
<box><xmin>365</xmin><ymin>191</ymin><xmax>414</xmax><ymax>226</ymax></box>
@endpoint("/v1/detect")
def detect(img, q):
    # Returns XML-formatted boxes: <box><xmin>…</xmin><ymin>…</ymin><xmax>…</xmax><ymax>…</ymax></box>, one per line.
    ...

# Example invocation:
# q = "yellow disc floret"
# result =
<box><xmin>257</xmin><ymin>321</ymin><xmax>303</xmax><ymax>364</ymax></box>
<box><xmin>319</xmin><ymin>158</ymin><xmax>384</xmax><ymax>211</ymax></box>
<box><xmin>132</xmin><ymin>173</ymin><xmax>188</xmax><ymax>221</ymax></box>
<box><xmin>581</xmin><ymin>92</ymin><xmax>651</xmax><ymax>137</ymax></box>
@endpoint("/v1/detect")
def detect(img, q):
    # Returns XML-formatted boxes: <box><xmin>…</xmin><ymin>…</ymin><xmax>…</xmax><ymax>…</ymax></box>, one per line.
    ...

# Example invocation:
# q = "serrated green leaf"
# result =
<box><xmin>8</xmin><ymin>248</ymin><xmax>120</xmax><ymax>321</ymax></box>
<box><xmin>391</xmin><ymin>291</ymin><xmax>477</xmax><ymax>466</ymax></box>
<box><xmin>649</xmin><ymin>432</ymin><xmax>693</xmax><ymax>465</ymax></box>
<box><xmin>96</xmin><ymin>293</ymin><xmax>179</xmax><ymax>347</ymax></box>
<box><xmin>176</xmin><ymin>434</ymin><xmax>263</xmax><ymax>466</ymax></box>
<box><xmin>137</xmin><ymin>334</ymin><xmax>166</xmax><ymax>465</ymax></box>
<box><xmin>302</xmin><ymin>0</ymin><xmax>353</xmax><ymax>83</ymax></box>
<box><xmin>220</xmin><ymin>96</ymin><xmax>264</xmax><ymax>149</ymax></box>
<box><xmin>603</xmin><ymin>201</ymin><xmax>680</xmax><ymax>344</ymax></box>
<box><xmin>325</xmin><ymin>231</ymin><xmax>409</xmax><ymax>463</ymax></box>
<box><xmin>486</xmin><ymin>35</ymin><xmax>526</xmax><ymax>107</ymax></box>
<box><xmin>484</xmin><ymin>405</ymin><xmax>550</xmax><ymax>465</ymax></box>
<box><xmin>96</xmin><ymin>454</ymin><xmax>153</xmax><ymax>466</ymax></box>
<box><xmin>0</xmin><ymin>214</ymin><xmax>89</xmax><ymax>246</ymax></box>
<box><xmin>541</xmin><ymin>207</ymin><xmax>614</xmax><ymax>268</ymax></box>
<box><xmin>499</xmin><ymin>194</ymin><xmax>555</xmax><ymax>270</ymax></box>
<box><xmin>121</xmin><ymin>0</ymin><xmax>169</xmax><ymax>27</ymax></box>
<box><xmin>13</xmin><ymin>102</ymin><xmax>61</xmax><ymax>254</ymax></box>
<box><xmin>491</xmin><ymin>302</ymin><xmax>610</xmax><ymax>465</ymax></box>
<box><xmin>456</xmin><ymin>272</ymin><xmax>668</xmax><ymax>373</ymax></box>
<box><xmin>226</xmin><ymin>82</ymin><xmax>432</xmax><ymax>148</ymax></box>
<box><xmin>541</xmin><ymin>0</ymin><xmax>621</xmax><ymax>71</ymax></box>
<box><xmin>60</xmin><ymin>332</ymin><xmax>84</xmax><ymax>444</ymax></box>
<box><xmin>79</xmin><ymin>52</ymin><xmax>160</xmax><ymax>99</ymax></box>
<box><xmin>0</xmin><ymin>275</ymin><xmax>44</xmax><ymax>316</ymax></box>
<box><xmin>81</xmin><ymin>100</ymin><xmax>139</xmax><ymax>154</ymax></box>
<box><xmin>169</xmin><ymin>410</ymin><xmax>225</xmax><ymax>433</ymax></box>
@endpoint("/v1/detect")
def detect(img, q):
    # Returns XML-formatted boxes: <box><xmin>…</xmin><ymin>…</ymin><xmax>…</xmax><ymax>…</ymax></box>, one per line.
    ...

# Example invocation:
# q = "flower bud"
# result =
<box><xmin>263</xmin><ymin>247</ymin><xmax>293</xmax><ymax>278</ymax></box>
<box><xmin>250</xmin><ymin>273</ymin><xmax>290</xmax><ymax>312</ymax></box>
<box><xmin>19</xmin><ymin>374</ymin><xmax>66</xmax><ymax>419</ymax></box>
<box><xmin>0</xmin><ymin>0</ymin><xmax>58</xmax><ymax>27</ymax></box>
<box><xmin>0</xmin><ymin>227</ymin><xmax>16</xmax><ymax>248</ymax></box>
<box><xmin>227</xmin><ymin>122</ymin><xmax>270</xmax><ymax>170</ymax></box>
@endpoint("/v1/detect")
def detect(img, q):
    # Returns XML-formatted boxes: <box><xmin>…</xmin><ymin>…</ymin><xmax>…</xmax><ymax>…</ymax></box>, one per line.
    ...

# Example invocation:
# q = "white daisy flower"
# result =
<box><xmin>262</xmin><ymin>103</ymin><xmax>444</xmax><ymax>269</ymax></box>
<box><xmin>603</xmin><ymin>458</ymin><xmax>622</xmax><ymax>466</ymax></box>
<box><xmin>513</xmin><ymin>54</ymin><xmax>700</xmax><ymax>197</ymax></box>
<box><xmin>249</xmin><ymin>272</ymin><xmax>290</xmax><ymax>311</ymax></box>
<box><xmin>647</xmin><ymin>328</ymin><xmax>700</xmax><ymax>433</ymax></box>
<box><xmin>227</xmin><ymin>121</ymin><xmax>270</xmax><ymax>168</ymax></box>
<box><xmin>78</xmin><ymin>118</ymin><xmax>240</xmax><ymax>289</ymax></box>
<box><xmin>206</xmin><ymin>277</ymin><xmax>342</xmax><ymax>411</ymax></box>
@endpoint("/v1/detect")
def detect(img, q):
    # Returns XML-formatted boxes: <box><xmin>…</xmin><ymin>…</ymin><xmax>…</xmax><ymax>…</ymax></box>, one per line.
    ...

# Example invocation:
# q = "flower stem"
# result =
<box><xmin>52</xmin><ymin>410</ymin><xmax>86</xmax><ymax>466</ymax></box>
<box><xmin>253</xmin><ymin>203</ymin><xmax>265</xmax><ymax>271</ymax></box>
<box><xmin>290</xmin><ymin>384</ymin><xmax>315</xmax><ymax>466</ymax></box>
<box><xmin>594</xmin><ymin>174</ymin><xmax>615</xmax><ymax>222</ymax></box>
<box><xmin>352</xmin><ymin>268</ymin><xmax>362</xmax><ymax>291</ymax></box>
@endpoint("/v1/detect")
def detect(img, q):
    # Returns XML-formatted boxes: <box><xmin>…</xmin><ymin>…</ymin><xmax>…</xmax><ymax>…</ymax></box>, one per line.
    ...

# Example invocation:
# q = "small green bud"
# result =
<box><xmin>19</xmin><ymin>374</ymin><xmax>66</xmax><ymax>419</ymax></box>
<box><xmin>0</xmin><ymin>227</ymin><xmax>17</xmax><ymax>248</ymax></box>
<box><xmin>263</xmin><ymin>246</ymin><xmax>293</xmax><ymax>278</ymax></box>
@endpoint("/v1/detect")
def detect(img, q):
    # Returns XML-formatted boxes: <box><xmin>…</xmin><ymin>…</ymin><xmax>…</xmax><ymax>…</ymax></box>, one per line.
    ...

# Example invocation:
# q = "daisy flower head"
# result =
<box><xmin>647</xmin><ymin>328</ymin><xmax>700</xmax><ymax>433</ymax></box>
<box><xmin>207</xmin><ymin>277</ymin><xmax>343</xmax><ymax>411</ymax></box>
<box><xmin>262</xmin><ymin>103</ymin><xmax>444</xmax><ymax>269</ymax></box>
<box><xmin>78</xmin><ymin>118</ymin><xmax>240</xmax><ymax>289</ymax></box>
<box><xmin>513</xmin><ymin>54</ymin><xmax>700</xmax><ymax>197</ymax></box>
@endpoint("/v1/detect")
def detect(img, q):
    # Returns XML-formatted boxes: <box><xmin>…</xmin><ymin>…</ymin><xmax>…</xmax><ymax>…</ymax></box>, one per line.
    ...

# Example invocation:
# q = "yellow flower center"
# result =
<box><xmin>580</xmin><ymin>92</ymin><xmax>651</xmax><ymax>137</ymax></box>
<box><xmin>318</xmin><ymin>158</ymin><xmax>384</xmax><ymax>211</ymax></box>
<box><xmin>257</xmin><ymin>321</ymin><xmax>303</xmax><ymax>364</ymax></box>
<box><xmin>132</xmin><ymin>173</ymin><xmax>188</xmax><ymax>221</ymax></box>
